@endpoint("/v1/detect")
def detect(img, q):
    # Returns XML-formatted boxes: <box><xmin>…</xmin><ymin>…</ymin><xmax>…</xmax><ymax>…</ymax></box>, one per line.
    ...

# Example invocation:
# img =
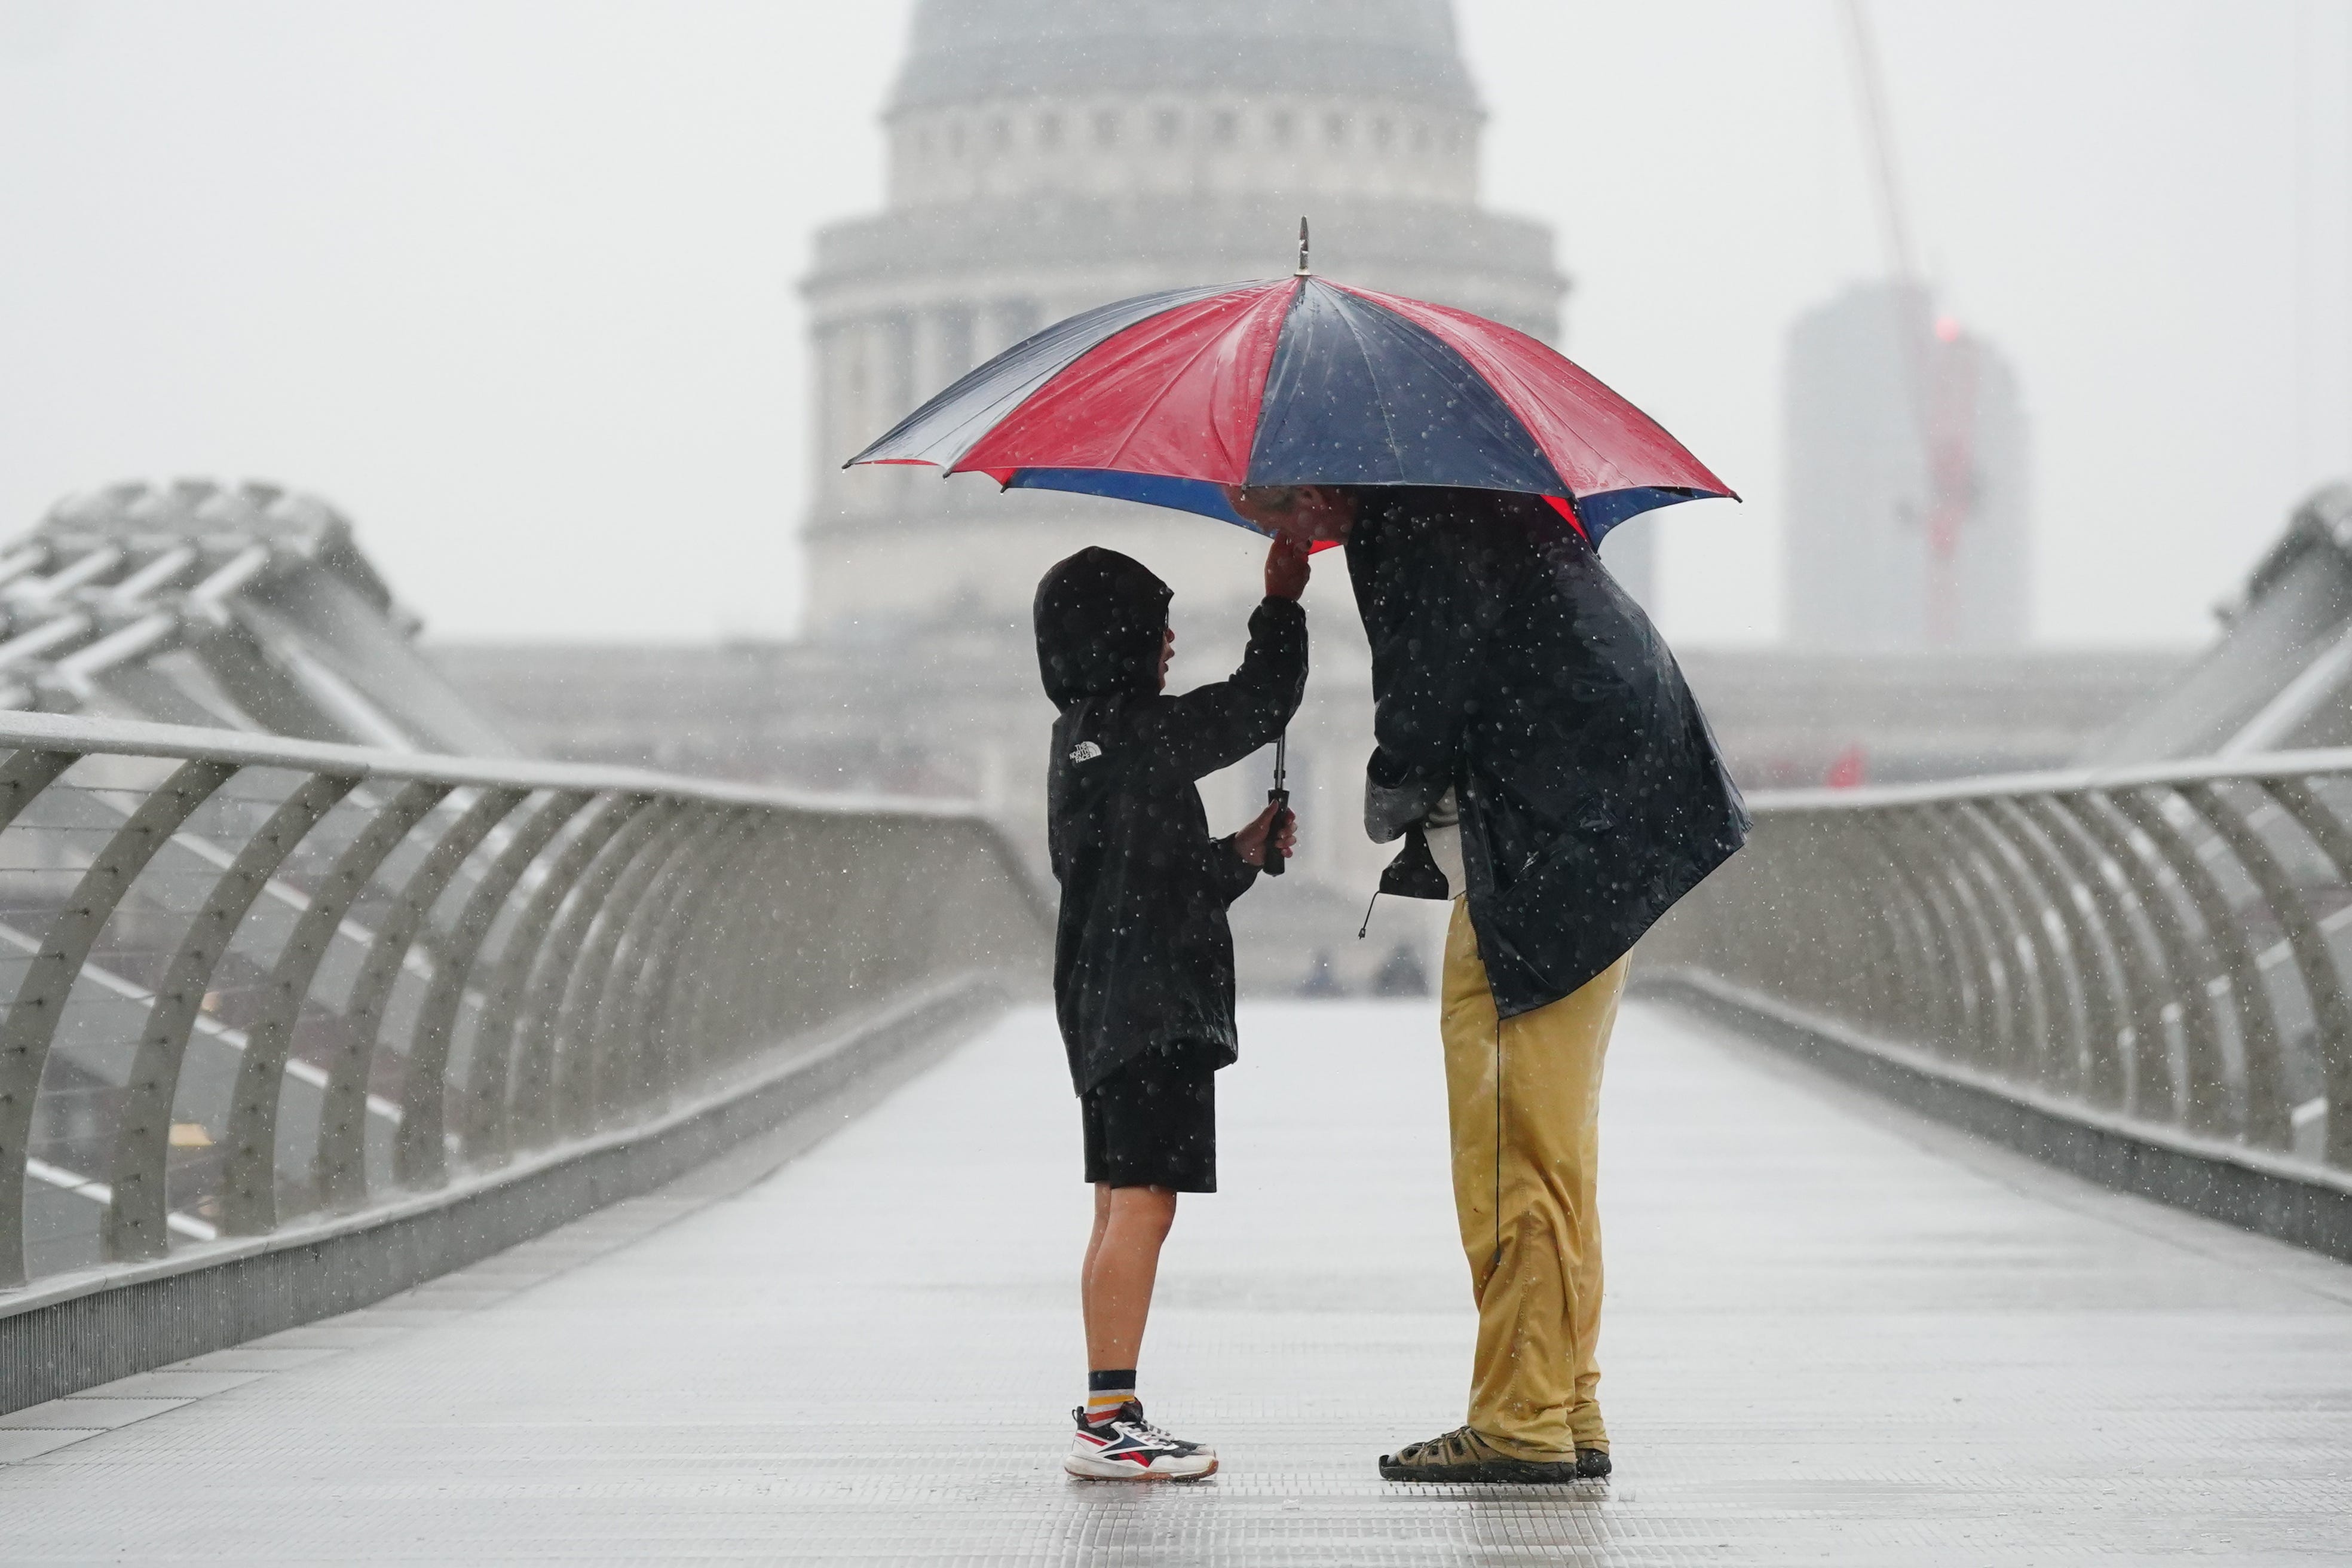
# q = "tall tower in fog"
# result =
<box><xmin>800</xmin><ymin>0</ymin><xmax>1596</xmax><ymax>635</ymax></box>
<box><xmin>1783</xmin><ymin>282</ymin><xmax>2029</xmax><ymax>649</ymax></box>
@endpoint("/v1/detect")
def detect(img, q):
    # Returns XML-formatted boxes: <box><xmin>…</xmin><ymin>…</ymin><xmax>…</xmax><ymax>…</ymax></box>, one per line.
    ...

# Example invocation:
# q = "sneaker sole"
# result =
<box><xmin>1064</xmin><ymin>1453</ymin><xmax>1219</xmax><ymax>1481</ymax></box>
<box><xmin>1377</xmin><ymin>1455</ymin><xmax>1582</xmax><ymax>1484</ymax></box>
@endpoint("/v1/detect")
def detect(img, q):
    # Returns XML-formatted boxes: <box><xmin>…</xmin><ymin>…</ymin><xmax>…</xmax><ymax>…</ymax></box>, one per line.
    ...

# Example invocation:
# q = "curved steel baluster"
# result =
<box><xmin>1947</xmin><ymin>800</ymin><xmax>2072</xmax><ymax>1088</ymax></box>
<box><xmin>1990</xmin><ymin>795</ymin><xmax>2123</xmax><ymax>1103</ymax></box>
<box><xmin>393</xmin><ymin>791</ymin><xmax>590</xmax><ymax>1188</ymax></box>
<box><xmin>460</xmin><ymin>795</ymin><xmax>654</xmax><ymax>1165</ymax></box>
<box><xmin>2107</xmin><ymin>786</ymin><xmax>2282</xmax><ymax>1145</ymax></box>
<box><xmin>652</xmin><ymin>819</ymin><xmax>773</xmax><ymax>1092</ymax></box>
<box><xmin>220</xmin><ymin>779</ymin><xmax>451</xmax><ymax>1237</ymax></box>
<box><xmin>1894</xmin><ymin>806</ymin><xmax>2017</xmax><ymax>1075</ymax></box>
<box><xmin>1862</xmin><ymin>812</ymin><xmax>1971</xmax><ymax>1052</ymax></box>
<box><xmin>508</xmin><ymin>799</ymin><xmax>684</xmax><ymax>1154</ymax></box>
<box><xmin>1872</xmin><ymin>828</ymin><xmax>1952</xmax><ymax>1043</ymax></box>
<box><xmin>105</xmin><ymin>772</ymin><xmax>357</xmax><ymax>1259</ymax></box>
<box><xmin>724</xmin><ymin>827</ymin><xmax>814</xmax><ymax>1065</ymax></box>
<box><xmin>0</xmin><ymin>748</ymin><xmax>94</xmax><ymax>1277</ymax></box>
<box><xmin>0</xmin><ymin>755</ymin><xmax>220</xmax><ymax>1284</ymax></box>
<box><xmin>2180</xmin><ymin>780</ymin><xmax>2347</xmax><ymax>1152</ymax></box>
<box><xmin>609</xmin><ymin>811</ymin><xmax>755</xmax><ymax>1115</ymax></box>
<box><xmin>2069</xmin><ymin>791</ymin><xmax>2217</xmax><ymax>1126</ymax></box>
<box><xmin>310</xmin><ymin>787</ymin><xmax>528</xmax><ymax>1213</ymax></box>
<box><xmin>671</xmin><ymin>828</ymin><xmax>773</xmax><ymax>1074</ymax></box>
<box><xmin>549</xmin><ymin>803</ymin><xmax>704</xmax><ymax>1139</ymax></box>
<box><xmin>2020</xmin><ymin>794</ymin><xmax>2166</xmax><ymax>1114</ymax></box>
<box><xmin>2255</xmin><ymin>777</ymin><xmax>2352</xmax><ymax>1167</ymax></box>
<box><xmin>1817</xmin><ymin>823</ymin><xmax>1906</xmax><ymax>1033</ymax></box>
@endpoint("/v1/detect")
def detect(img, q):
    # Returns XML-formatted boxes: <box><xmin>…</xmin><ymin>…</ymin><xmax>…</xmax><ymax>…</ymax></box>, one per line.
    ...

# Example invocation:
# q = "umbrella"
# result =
<box><xmin>843</xmin><ymin>225</ymin><xmax>1735</xmax><ymax>875</ymax></box>
<box><xmin>845</xmin><ymin>223</ymin><xmax>1734</xmax><ymax>549</ymax></box>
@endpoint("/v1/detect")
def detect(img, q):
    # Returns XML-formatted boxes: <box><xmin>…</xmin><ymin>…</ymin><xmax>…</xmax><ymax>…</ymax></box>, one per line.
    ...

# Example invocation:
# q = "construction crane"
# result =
<box><xmin>1840</xmin><ymin>0</ymin><xmax>1980</xmax><ymax>646</ymax></box>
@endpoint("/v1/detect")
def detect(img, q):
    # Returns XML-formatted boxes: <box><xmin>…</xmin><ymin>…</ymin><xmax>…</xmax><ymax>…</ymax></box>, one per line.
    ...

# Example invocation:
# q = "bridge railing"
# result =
<box><xmin>1642</xmin><ymin>751</ymin><xmax>2352</xmax><ymax>1180</ymax></box>
<box><xmin>0</xmin><ymin>710</ymin><xmax>1045</xmax><ymax>1294</ymax></box>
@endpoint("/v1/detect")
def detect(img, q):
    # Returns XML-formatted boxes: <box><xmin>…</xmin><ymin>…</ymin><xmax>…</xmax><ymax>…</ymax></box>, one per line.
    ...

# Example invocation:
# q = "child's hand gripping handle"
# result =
<box><xmin>1262</xmin><ymin>730</ymin><xmax>1291</xmax><ymax>876</ymax></box>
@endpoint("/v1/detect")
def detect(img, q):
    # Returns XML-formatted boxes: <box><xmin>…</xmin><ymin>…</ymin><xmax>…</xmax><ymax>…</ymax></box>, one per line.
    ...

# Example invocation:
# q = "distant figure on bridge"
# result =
<box><xmin>1034</xmin><ymin>537</ymin><xmax>1310</xmax><ymax>1481</ymax></box>
<box><xmin>1231</xmin><ymin>483</ymin><xmax>1748</xmax><ymax>1484</ymax></box>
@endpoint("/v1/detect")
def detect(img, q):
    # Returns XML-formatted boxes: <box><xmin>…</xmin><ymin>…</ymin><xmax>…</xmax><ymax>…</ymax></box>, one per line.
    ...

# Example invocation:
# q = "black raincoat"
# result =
<box><xmin>1036</xmin><ymin>548</ymin><xmax>1308</xmax><ymax>1094</ymax></box>
<box><xmin>1348</xmin><ymin>488</ymin><xmax>1748</xmax><ymax>1019</ymax></box>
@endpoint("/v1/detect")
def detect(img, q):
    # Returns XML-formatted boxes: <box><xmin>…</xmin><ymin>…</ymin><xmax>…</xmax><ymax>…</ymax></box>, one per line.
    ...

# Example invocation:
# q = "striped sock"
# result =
<box><xmin>1085</xmin><ymin>1368</ymin><xmax>1137</xmax><ymax>1425</ymax></box>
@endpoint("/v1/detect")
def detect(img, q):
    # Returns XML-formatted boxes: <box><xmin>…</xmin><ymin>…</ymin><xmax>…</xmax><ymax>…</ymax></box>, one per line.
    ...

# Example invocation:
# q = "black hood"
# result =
<box><xmin>1034</xmin><ymin>548</ymin><xmax>1172</xmax><ymax>708</ymax></box>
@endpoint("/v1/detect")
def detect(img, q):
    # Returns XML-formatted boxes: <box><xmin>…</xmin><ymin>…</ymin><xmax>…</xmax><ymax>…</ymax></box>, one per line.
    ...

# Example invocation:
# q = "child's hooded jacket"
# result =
<box><xmin>1035</xmin><ymin>547</ymin><xmax>1306</xmax><ymax>1095</ymax></box>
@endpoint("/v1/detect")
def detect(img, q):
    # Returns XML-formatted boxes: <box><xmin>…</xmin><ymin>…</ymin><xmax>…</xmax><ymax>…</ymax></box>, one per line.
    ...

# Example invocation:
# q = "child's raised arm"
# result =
<box><xmin>1152</xmin><ymin>541</ymin><xmax>1311</xmax><ymax>780</ymax></box>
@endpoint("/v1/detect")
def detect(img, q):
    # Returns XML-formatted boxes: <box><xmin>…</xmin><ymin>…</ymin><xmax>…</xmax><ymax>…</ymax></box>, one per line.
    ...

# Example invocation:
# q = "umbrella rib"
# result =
<box><xmin>1327</xmin><ymin>300</ymin><xmax>1412</xmax><ymax>476</ymax></box>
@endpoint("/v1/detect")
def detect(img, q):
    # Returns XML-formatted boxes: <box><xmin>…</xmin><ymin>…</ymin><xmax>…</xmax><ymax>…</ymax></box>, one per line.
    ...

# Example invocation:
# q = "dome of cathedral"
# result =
<box><xmin>889</xmin><ymin>0</ymin><xmax>1478</xmax><ymax>114</ymax></box>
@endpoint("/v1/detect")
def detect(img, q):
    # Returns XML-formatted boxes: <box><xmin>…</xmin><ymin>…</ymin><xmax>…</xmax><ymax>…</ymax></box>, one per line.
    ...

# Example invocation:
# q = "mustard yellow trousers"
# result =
<box><xmin>1441</xmin><ymin>898</ymin><xmax>1627</xmax><ymax>1459</ymax></box>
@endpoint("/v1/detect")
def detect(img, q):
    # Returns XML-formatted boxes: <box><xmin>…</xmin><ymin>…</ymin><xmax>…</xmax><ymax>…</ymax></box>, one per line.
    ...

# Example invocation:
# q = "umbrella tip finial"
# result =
<box><xmin>1296</xmin><ymin>216</ymin><xmax>1311</xmax><ymax>277</ymax></box>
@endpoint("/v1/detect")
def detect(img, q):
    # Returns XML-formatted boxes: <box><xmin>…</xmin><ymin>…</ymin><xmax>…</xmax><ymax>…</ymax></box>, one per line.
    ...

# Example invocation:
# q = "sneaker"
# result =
<box><xmin>1065</xmin><ymin>1402</ymin><xmax>1217</xmax><ymax>1480</ymax></box>
<box><xmin>1577</xmin><ymin>1447</ymin><xmax>1612</xmax><ymax>1479</ymax></box>
<box><xmin>1064</xmin><ymin>1401</ymin><xmax>1218</xmax><ymax>1481</ymax></box>
<box><xmin>1376</xmin><ymin>1425</ymin><xmax>1583</xmax><ymax>1484</ymax></box>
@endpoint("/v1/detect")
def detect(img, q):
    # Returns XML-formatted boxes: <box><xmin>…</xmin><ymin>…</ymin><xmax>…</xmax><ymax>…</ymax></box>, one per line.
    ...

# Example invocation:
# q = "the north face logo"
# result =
<box><xmin>1069</xmin><ymin>741</ymin><xmax>1103</xmax><ymax>763</ymax></box>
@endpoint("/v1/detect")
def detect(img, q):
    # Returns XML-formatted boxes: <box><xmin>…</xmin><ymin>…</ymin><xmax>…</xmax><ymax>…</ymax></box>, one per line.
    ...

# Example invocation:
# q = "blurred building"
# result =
<box><xmin>802</xmin><ymin>0</ymin><xmax>1605</xmax><ymax>630</ymax></box>
<box><xmin>1784</xmin><ymin>281</ymin><xmax>2031</xmax><ymax>650</ymax></box>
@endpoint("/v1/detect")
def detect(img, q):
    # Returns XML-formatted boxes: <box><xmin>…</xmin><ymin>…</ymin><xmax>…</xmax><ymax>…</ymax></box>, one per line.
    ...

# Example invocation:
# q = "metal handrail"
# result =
<box><xmin>1643</xmin><ymin>753</ymin><xmax>2352</xmax><ymax>1172</ymax></box>
<box><xmin>1738</xmin><ymin>744</ymin><xmax>2352</xmax><ymax>811</ymax></box>
<box><xmin>0</xmin><ymin>709</ymin><xmax>991</xmax><ymax>814</ymax></box>
<box><xmin>0</xmin><ymin>711</ymin><xmax>1046</xmax><ymax>1290</ymax></box>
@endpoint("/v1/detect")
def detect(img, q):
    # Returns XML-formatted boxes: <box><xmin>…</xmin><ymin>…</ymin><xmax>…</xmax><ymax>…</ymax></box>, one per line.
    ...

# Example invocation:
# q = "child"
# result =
<box><xmin>1033</xmin><ymin>538</ymin><xmax>1310</xmax><ymax>1480</ymax></box>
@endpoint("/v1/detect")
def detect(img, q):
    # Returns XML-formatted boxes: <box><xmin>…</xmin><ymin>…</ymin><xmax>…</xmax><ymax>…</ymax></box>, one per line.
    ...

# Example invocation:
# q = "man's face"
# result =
<box><xmin>1158</xmin><ymin>625</ymin><xmax>1174</xmax><ymax>691</ymax></box>
<box><xmin>1225</xmin><ymin>484</ymin><xmax>1357</xmax><ymax>547</ymax></box>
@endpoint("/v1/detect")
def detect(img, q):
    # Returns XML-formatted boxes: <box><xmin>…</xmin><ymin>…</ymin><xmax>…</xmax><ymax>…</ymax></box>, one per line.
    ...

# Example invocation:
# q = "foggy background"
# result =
<box><xmin>4</xmin><ymin>0</ymin><xmax>2342</xmax><ymax>647</ymax></box>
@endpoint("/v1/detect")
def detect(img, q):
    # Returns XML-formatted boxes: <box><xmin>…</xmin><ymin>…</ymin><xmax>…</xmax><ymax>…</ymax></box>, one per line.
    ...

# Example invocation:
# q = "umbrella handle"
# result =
<box><xmin>1263</xmin><ymin>788</ymin><xmax>1290</xmax><ymax>877</ymax></box>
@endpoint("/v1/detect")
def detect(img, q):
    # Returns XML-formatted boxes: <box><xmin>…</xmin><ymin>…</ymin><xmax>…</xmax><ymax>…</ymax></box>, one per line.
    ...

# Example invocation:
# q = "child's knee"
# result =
<box><xmin>1109</xmin><ymin>1183</ymin><xmax>1179</xmax><ymax>1235</ymax></box>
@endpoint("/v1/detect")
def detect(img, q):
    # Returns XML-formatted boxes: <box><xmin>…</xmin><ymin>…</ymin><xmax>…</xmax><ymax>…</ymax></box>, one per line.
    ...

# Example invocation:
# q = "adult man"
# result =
<box><xmin>1227</xmin><ymin>482</ymin><xmax>1748</xmax><ymax>1483</ymax></box>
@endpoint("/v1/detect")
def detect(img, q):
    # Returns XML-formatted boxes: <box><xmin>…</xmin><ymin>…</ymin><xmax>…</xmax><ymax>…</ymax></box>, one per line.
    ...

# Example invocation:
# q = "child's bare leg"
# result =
<box><xmin>1082</xmin><ymin>1183</ymin><xmax>1178</xmax><ymax>1370</ymax></box>
<box><xmin>1080</xmin><ymin>1183</ymin><xmax>1112</xmax><ymax>1342</ymax></box>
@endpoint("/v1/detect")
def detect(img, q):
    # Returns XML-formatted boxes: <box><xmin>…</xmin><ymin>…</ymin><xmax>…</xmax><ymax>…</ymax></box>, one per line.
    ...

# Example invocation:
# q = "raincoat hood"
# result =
<box><xmin>1034</xmin><ymin>547</ymin><xmax>1173</xmax><ymax>708</ymax></box>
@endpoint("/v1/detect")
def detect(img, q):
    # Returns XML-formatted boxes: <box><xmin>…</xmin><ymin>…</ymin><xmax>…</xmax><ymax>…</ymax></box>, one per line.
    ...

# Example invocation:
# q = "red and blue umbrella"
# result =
<box><xmin>845</xmin><ymin>270</ymin><xmax>1734</xmax><ymax>545</ymax></box>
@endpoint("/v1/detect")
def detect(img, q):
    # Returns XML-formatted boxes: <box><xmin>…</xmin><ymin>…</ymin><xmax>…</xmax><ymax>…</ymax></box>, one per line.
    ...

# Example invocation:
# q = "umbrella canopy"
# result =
<box><xmin>845</xmin><ymin>275</ymin><xmax>1734</xmax><ymax>545</ymax></box>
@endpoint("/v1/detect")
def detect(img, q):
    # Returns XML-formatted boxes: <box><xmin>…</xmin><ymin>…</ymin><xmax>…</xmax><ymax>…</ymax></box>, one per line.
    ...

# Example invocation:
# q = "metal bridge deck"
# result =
<box><xmin>3</xmin><ymin>1000</ymin><xmax>2350</xmax><ymax>1564</ymax></box>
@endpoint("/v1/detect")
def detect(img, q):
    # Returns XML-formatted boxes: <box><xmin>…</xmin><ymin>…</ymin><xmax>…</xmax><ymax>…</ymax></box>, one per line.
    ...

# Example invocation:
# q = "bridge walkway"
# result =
<box><xmin>2</xmin><ymin>1000</ymin><xmax>2349</xmax><ymax>1564</ymax></box>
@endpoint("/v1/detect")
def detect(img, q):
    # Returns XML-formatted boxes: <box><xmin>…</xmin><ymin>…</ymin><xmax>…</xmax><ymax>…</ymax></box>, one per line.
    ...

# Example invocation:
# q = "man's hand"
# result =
<box><xmin>1226</xmin><ymin>483</ymin><xmax>1358</xmax><ymax>546</ymax></box>
<box><xmin>1233</xmin><ymin>800</ymin><xmax>1297</xmax><ymax>867</ymax></box>
<box><xmin>1264</xmin><ymin>537</ymin><xmax>1311</xmax><ymax>601</ymax></box>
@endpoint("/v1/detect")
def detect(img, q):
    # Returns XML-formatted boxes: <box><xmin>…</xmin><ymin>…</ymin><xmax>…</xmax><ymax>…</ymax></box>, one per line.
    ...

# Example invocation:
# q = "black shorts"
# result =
<box><xmin>1082</xmin><ymin>1042</ymin><xmax>1218</xmax><ymax>1193</ymax></box>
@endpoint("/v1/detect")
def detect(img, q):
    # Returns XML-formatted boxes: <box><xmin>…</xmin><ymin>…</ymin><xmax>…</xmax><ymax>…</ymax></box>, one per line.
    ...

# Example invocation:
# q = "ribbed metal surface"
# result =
<box><xmin>1</xmin><ymin>1001</ymin><xmax>2345</xmax><ymax>1563</ymax></box>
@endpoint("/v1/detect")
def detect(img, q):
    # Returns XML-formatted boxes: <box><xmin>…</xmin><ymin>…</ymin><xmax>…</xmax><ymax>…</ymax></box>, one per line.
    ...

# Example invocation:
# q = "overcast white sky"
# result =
<box><xmin>1</xmin><ymin>1</ymin><xmax>2345</xmax><ymax>646</ymax></box>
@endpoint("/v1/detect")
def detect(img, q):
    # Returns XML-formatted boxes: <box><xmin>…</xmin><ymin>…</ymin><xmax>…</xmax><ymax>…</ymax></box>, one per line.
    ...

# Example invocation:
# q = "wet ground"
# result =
<box><xmin>3</xmin><ymin>999</ymin><xmax>2349</xmax><ymax>1564</ymax></box>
